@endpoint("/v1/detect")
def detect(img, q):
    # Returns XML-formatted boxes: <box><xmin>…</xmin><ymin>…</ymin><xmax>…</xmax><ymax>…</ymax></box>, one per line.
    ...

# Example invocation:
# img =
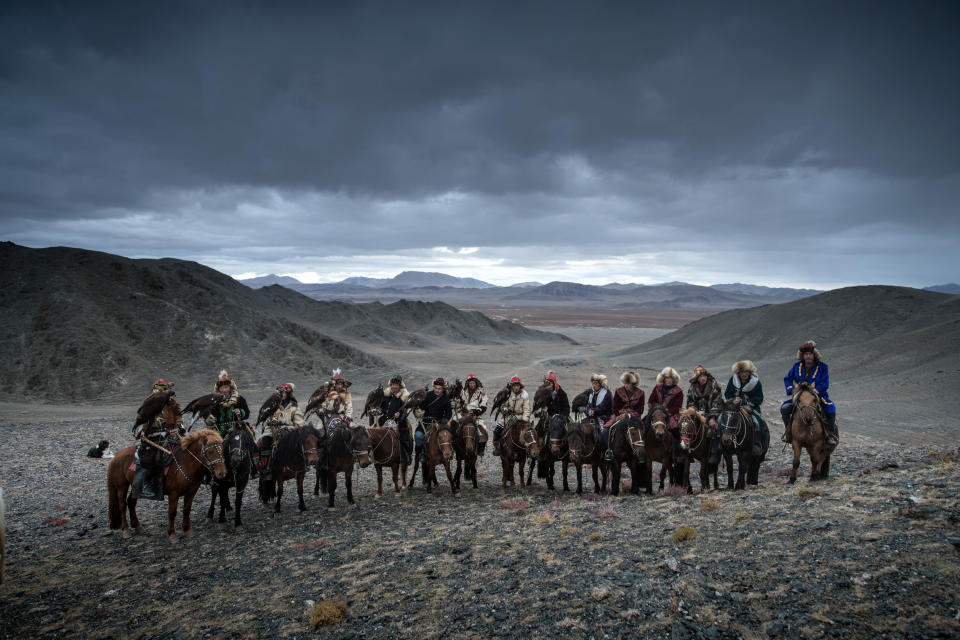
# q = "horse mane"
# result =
<box><xmin>326</xmin><ymin>423</ymin><xmax>349</xmax><ymax>459</ymax></box>
<box><xmin>794</xmin><ymin>382</ymin><xmax>819</xmax><ymax>398</ymax></box>
<box><xmin>181</xmin><ymin>428</ymin><xmax>221</xmax><ymax>449</ymax></box>
<box><xmin>680</xmin><ymin>407</ymin><xmax>705</xmax><ymax>424</ymax></box>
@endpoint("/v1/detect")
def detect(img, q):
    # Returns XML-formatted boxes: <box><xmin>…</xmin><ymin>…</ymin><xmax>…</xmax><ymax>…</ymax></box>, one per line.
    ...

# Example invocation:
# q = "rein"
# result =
<box><xmin>175</xmin><ymin>437</ymin><xmax>224</xmax><ymax>483</ymax></box>
<box><xmin>367</xmin><ymin>427</ymin><xmax>399</xmax><ymax>465</ymax></box>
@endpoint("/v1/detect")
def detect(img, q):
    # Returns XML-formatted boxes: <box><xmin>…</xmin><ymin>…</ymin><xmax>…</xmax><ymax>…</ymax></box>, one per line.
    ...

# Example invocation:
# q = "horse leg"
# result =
<box><xmin>234</xmin><ymin>484</ymin><xmax>244</xmax><ymax>527</ymax></box>
<box><xmin>116</xmin><ymin>486</ymin><xmax>131</xmax><ymax>534</ymax></box>
<box><xmin>297</xmin><ymin>472</ymin><xmax>307</xmax><ymax>511</ymax></box>
<box><xmin>684</xmin><ymin>458</ymin><xmax>693</xmax><ymax>494</ymax></box>
<box><xmin>517</xmin><ymin>454</ymin><xmax>526</xmax><ymax>489</ymax></box>
<box><xmin>218</xmin><ymin>484</ymin><xmax>228</xmax><ymax>523</ymax></box>
<box><xmin>699</xmin><ymin>459</ymin><xmax>709</xmax><ymax>492</ymax></box>
<box><xmin>275</xmin><ymin>479</ymin><xmax>284</xmax><ymax>515</ymax></box>
<box><xmin>735</xmin><ymin>455</ymin><xmax>746</xmax><ymax>490</ymax></box>
<box><xmin>313</xmin><ymin>464</ymin><xmax>321</xmax><ymax>496</ymax></box>
<box><xmin>400</xmin><ymin>461</ymin><xmax>408</xmax><ymax>490</ymax></box>
<box><xmin>790</xmin><ymin>442</ymin><xmax>802</xmax><ymax>484</ymax></box>
<box><xmin>724</xmin><ymin>451</ymin><xmax>734</xmax><ymax>489</ymax></box>
<box><xmin>526</xmin><ymin>457</ymin><xmax>535</xmax><ymax>486</ymax></box>
<box><xmin>611</xmin><ymin>462</ymin><xmax>621</xmax><ymax>497</ymax></box>
<box><xmin>327</xmin><ymin>472</ymin><xmax>337</xmax><ymax>507</ymax></box>
<box><xmin>167</xmin><ymin>492</ymin><xmax>179</xmax><ymax>538</ymax></box>
<box><xmin>453</xmin><ymin>457</ymin><xmax>463</xmax><ymax>490</ymax></box>
<box><xmin>376</xmin><ymin>464</ymin><xmax>384</xmax><ymax>498</ymax></box>
<box><xmin>392</xmin><ymin>463</ymin><xmax>401</xmax><ymax>494</ymax></box>
<box><xmin>424</xmin><ymin>460</ymin><xmax>433</xmax><ymax>494</ymax></box>
<box><xmin>470</xmin><ymin>455</ymin><xmax>478</xmax><ymax>489</ymax></box>
<box><xmin>181</xmin><ymin>490</ymin><xmax>195</xmax><ymax>535</ymax></box>
<box><xmin>443</xmin><ymin>461</ymin><xmax>457</xmax><ymax>494</ymax></box>
<box><xmin>645</xmin><ymin>460</ymin><xmax>653</xmax><ymax>495</ymax></box>
<box><xmin>574</xmin><ymin>463</ymin><xmax>582</xmax><ymax>494</ymax></box>
<box><xmin>592</xmin><ymin>464</ymin><xmax>600</xmax><ymax>494</ymax></box>
<box><xmin>630</xmin><ymin>461</ymin><xmax>641</xmax><ymax>495</ymax></box>
<box><xmin>346</xmin><ymin>469</ymin><xmax>356</xmax><ymax>505</ymax></box>
<box><xmin>822</xmin><ymin>453</ymin><xmax>831</xmax><ymax>478</ymax></box>
<box><xmin>562</xmin><ymin>461</ymin><xmax>570</xmax><ymax>492</ymax></box>
<box><xmin>207</xmin><ymin>484</ymin><xmax>216</xmax><ymax>519</ymax></box>
<box><xmin>658</xmin><ymin>464</ymin><xmax>667</xmax><ymax>492</ymax></box>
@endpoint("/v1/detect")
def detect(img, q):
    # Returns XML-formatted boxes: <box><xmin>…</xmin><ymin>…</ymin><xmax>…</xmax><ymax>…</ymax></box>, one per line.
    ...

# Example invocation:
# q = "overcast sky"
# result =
<box><xmin>1</xmin><ymin>1</ymin><xmax>958</xmax><ymax>287</ymax></box>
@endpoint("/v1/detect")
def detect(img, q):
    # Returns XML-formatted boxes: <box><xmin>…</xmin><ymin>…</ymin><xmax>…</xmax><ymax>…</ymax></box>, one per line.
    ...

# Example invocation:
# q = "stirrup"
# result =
<box><xmin>603</xmin><ymin>449</ymin><xmax>614</xmax><ymax>462</ymax></box>
<box><xmin>781</xmin><ymin>432</ymin><xmax>791</xmax><ymax>443</ymax></box>
<box><xmin>492</xmin><ymin>443</ymin><xmax>501</xmax><ymax>457</ymax></box>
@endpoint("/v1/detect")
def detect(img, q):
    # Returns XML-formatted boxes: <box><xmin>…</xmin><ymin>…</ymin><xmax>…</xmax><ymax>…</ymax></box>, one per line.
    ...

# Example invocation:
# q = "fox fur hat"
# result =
<box><xmin>214</xmin><ymin>369</ymin><xmax>238</xmax><ymax>393</ymax></box>
<box><xmin>732</xmin><ymin>360</ymin><xmax>758</xmax><ymax>375</ymax></box>
<box><xmin>688</xmin><ymin>365</ymin><xmax>714</xmax><ymax>383</ymax></box>
<box><xmin>797</xmin><ymin>340</ymin><xmax>822</xmax><ymax>361</ymax></box>
<box><xmin>590</xmin><ymin>373</ymin><xmax>608</xmax><ymax>387</ymax></box>
<box><xmin>619</xmin><ymin>371</ymin><xmax>639</xmax><ymax>386</ymax></box>
<box><xmin>656</xmin><ymin>367</ymin><xmax>680</xmax><ymax>384</ymax></box>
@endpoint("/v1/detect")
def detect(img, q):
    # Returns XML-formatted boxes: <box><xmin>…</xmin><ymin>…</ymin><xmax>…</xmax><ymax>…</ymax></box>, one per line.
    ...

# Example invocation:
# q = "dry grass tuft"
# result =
<box><xmin>590</xmin><ymin>586</ymin><xmax>610</xmax><ymax>601</ymax></box>
<box><xmin>700</xmin><ymin>499</ymin><xmax>718</xmax><ymax>512</ymax></box>
<box><xmin>672</xmin><ymin>526</ymin><xmax>699</xmax><ymax>543</ymax></box>
<box><xmin>734</xmin><ymin>512</ymin><xmax>753</xmax><ymax>522</ymax></box>
<box><xmin>310</xmin><ymin>601</ymin><xmax>347</xmax><ymax>627</ymax></box>
<box><xmin>558</xmin><ymin>526</ymin><xmax>580</xmax><ymax>537</ymax></box>
<box><xmin>499</xmin><ymin>498</ymin><xmax>530</xmax><ymax>514</ymax></box>
<box><xmin>591</xmin><ymin>503</ymin><xmax>621</xmax><ymax>520</ymax></box>
<box><xmin>588</xmin><ymin>531</ymin><xmax>604</xmax><ymax>541</ymax></box>
<box><xmin>657</xmin><ymin>484</ymin><xmax>687</xmax><ymax>498</ymax></box>
<box><xmin>532</xmin><ymin>510</ymin><xmax>556</xmax><ymax>524</ymax></box>
<box><xmin>556</xmin><ymin>617</ymin><xmax>588</xmax><ymax>631</ymax></box>
<box><xmin>797</xmin><ymin>487</ymin><xmax>823</xmax><ymax>501</ymax></box>
<box><xmin>581</xmin><ymin>492</ymin><xmax>601</xmax><ymax>501</ymax></box>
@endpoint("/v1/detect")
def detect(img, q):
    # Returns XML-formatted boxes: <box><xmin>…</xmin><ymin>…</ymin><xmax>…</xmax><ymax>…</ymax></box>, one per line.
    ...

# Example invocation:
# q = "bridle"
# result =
<box><xmin>367</xmin><ymin>426</ymin><xmax>398</xmax><ymax>465</ymax></box>
<box><xmin>175</xmin><ymin>435</ymin><xmax>225</xmax><ymax>483</ymax></box>
<box><xmin>568</xmin><ymin>419</ymin><xmax>597</xmax><ymax>462</ymax></box>
<box><xmin>679</xmin><ymin>414</ymin><xmax>705</xmax><ymax>451</ymax></box>
<box><xmin>719</xmin><ymin>404</ymin><xmax>749</xmax><ymax>448</ymax></box>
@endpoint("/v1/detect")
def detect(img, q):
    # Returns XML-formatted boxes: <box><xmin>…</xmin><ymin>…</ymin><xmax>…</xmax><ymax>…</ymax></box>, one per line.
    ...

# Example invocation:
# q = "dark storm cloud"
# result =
<box><xmin>0</xmin><ymin>1</ymin><xmax>958</xmax><ymax>286</ymax></box>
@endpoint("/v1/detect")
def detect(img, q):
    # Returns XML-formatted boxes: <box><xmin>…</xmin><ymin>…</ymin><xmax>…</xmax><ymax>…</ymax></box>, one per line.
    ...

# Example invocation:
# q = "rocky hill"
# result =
<box><xmin>0</xmin><ymin>243</ymin><xmax>567</xmax><ymax>402</ymax></box>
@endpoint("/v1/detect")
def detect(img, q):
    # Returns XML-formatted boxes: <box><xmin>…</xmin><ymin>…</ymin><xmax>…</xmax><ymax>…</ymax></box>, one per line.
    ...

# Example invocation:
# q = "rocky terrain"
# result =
<box><xmin>1</xmin><ymin>414</ymin><xmax>958</xmax><ymax>639</ymax></box>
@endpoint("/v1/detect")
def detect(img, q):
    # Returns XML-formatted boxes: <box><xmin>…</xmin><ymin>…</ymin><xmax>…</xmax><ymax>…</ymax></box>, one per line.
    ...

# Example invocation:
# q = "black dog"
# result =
<box><xmin>87</xmin><ymin>440</ymin><xmax>110</xmax><ymax>458</ymax></box>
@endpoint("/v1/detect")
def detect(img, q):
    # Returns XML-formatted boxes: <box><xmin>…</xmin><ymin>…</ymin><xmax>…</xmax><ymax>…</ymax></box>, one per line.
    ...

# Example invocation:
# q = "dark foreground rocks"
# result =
<box><xmin>1</xmin><ymin>417</ymin><xmax>958</xmax><ymax>639</ymax></box>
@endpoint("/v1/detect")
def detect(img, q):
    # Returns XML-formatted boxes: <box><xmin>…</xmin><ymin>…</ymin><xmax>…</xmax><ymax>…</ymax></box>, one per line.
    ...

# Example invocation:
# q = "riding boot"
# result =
<box><xmin>492</xmin><ymin>424</ymin><xmax>503</xmax><ymax>457</ymax></box>
<box><xmin>780</xmin><ymin>404</ymin><xmax>792</xmax><ymax>443</ymax></box>
<box><xmin>151</xmin><ymin>468</ymin><xmax>164</xmax><ymax>498</ymax></box>
<box><xmin>131</xmin><ymin>465</ymin><xmax>150</xmax><ymax>500</ymax></box>
<box><xmin>825</xmin><ymin>413</ymin><xmax>839</xmax><ymax>446</ymax></box>
<box><xmin>708</xmin><ymin>437</ymin><xmax>721</xmax><ymax>465</ymax></box>
<box><xmin>601</xmin><ymin>426</ymin><xmax>613</xmax><ymax>462</ymax></box>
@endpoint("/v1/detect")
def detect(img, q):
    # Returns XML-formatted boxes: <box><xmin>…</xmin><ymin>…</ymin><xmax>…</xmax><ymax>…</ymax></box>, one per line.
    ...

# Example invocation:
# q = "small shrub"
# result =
<box><xmin>499</xmin><ymin>498</ymin><xmax>530</xmax><ymax>514</ymax></box>
<box><xmin>589</xmin><ymin>531</ymin><xmax>604</xmax><ymax>541</ymax></box>
<box><xmin>582</xmin><ymin>492</ymin><xmax>601</xmax><ymax>501</ymax></box>
<box><xmin>590</xmin><ymin>586</ymin><xmax>610</xmax><ymax>601</ymax></box>
<box><xmin>657</xmin><ymin>484</ymin><xmax>687</xmax><ymax>498</ymax></box>
<box><xmin>797</xmin><ymin>487</ymin><xmax>823</xmax><ymax>501</ymax></box>
<box><xmin>558</xmin><ymin>526</ymin><xmax>580</xmax><ymax>537</ymax></box>
<box><xmin>591</xmin><ymin>503</ymin><xmax>621</xmax><ymax>520</ymax></box>
<box><xmin>310</xmin><ymin>601</ymin><xmax>347</xmax><ymax>627</ymax></box>
<box><xmin>734</xmin><ymin>513</ymin><xmax>753</xmax><ymax>522</ymax></box>
<box><xmin>700</xmin><ymin>499</ymin><xmax>718</xmax><ymax>512</ymax></box>
<box><xmin>672</xmin><ymin>526</ymin><xmax>699</xmax><ymax>543</ymax></box>
<box><xmin>532</xmin><ymin>510</ymin><xmax>556</xmax><ymax>524</ymax></box>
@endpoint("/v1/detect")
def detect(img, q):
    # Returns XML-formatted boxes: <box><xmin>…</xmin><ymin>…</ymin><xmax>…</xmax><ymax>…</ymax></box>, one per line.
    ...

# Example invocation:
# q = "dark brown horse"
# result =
<box><xmin>634</xmin><ymin>406</ymin><xmax>676</xmax><ymax>495</ymax></box>
<box><xmin>718</xmin><ymin>399</ymin><xmax>769</xmax><ymax>489</ymax></box>
<box><xmin>319</xmin><ymin>418</ymin><xmax>372</xmax><ymax>507</ymax></box>
<box><xmin>108</xmin><ymin>429</ymin><xmax>227</xmax><ymax>538</ymax></box>
<box><xmin>499</xmin><ymin>416</ymin><xmax>532</xmax><ymax>489</ymax></box>
<box><xmin>598</xmin><ymin>416</ymin><xmax>642</xmax><ymax>495</ymax></box>
<box><xmin>421</xmin><ymin>418</ymin><xmax>458</xmax><ymax>494</ymax></box>
<box><xmin>562</xmin><ymin>418</ymin><xmax>601</xmax><ymax>494</ymax></box>
<box><xmin>367</xmin><ymin>425</ymin><xmax>407</xmax><ymax>496</ymax></box>
<box><xmin>451</xmin><ymin>412</ymin><xmax>479</xmax><ymax>490</ymax></box>
<box><xmin>677</xmin><ymin>408</ymin><xmax>722</xmax><ymax>492</ymax></box>
<box><xmin>258</xmin><ymin>425</ymin><xmax>322</xmax><ymax>515</ymax></box>
<box><xmin>789</xmin><ymin>383</ymin><xmax>835</xmax><ymax>483</ymax></box>
<box><xmin>207</xmin><ymin>424</ymin><xmax>256</xmax><ymax>526</ymax></box>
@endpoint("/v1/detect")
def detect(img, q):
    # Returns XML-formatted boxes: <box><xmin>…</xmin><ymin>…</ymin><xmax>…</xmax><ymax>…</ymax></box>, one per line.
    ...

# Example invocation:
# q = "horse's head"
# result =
<box><xmin>678</xmin><ymin>409</ymin><xmax>703</xmax><ymax>452</ymax></box>
<box><xmin>519</xmin><ymin>420</ymin><xmax>540</xmax><ymax>456</ymax></box>
<box><xmin>793</xmin><ymin>383</ymin><xmax>820</xmax><ymax>427</ymax></box>
<box><xmin>300</xmin><ymin>425</ymin><xmax>322</xmax><ymax>465</ymax></box>
<box><xmin>548</xmin><ymin>414</ymin><xmax>568</xmax><ymax>455</ymax></box>
<box><xmin>436</xmin><ymin>421</ymin><xmax>456</xmax><ymax>462</ymax></box>
<box><xmin>346</xmin><ymin>423</ymin><xmax>371</xmax><ymax>468</ymax></box>
<box><xmin>457</xmin><ymin>413</ymin><xmax>477</xmax><ymax>454</ymax></box>
<box><xmin>224</xmin><ymin>426</ymin><xmax>251</xmax><ymax>468</ymax></box>
<box><xmin>648</xmin><ymin>405</ymin><xmax>669</xmax><ymax>441</ymax></box>
<box><xmin>200</xmin><ymin>431</ymin><xmax>228</xmax><ymax>480</ymax></box>
<box><xmin>718</xmin><ymin>399</ymin><xmax>744</xmax><ymax>449</ymax></box>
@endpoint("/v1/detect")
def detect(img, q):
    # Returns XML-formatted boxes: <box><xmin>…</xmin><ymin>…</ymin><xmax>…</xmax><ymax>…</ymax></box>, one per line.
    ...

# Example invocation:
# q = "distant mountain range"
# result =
<box><xmin>924</xmin><ymin>283</ymin><xmax>960</xmax><ymax>294</ymax></box>
<box><xmin>243</xmin><ymin>271</ymin><xmax>496</xmax><ymax>290</ymax></box>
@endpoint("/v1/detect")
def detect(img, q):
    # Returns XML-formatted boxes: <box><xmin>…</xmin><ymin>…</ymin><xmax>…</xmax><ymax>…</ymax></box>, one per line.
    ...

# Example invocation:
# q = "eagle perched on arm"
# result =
<box><xmin>133</xmin><ymin>391</ymin><xmax>175</xmax><ymax>435</ymax></box>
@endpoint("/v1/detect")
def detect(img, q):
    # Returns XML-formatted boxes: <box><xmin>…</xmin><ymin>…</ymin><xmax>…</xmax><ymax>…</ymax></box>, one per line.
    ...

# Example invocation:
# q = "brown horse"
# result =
<box><xmin>107</xmin><ymin>429</ymin><xmax>227</xmax><ymax>538</ymax></box>
<box><xmin>677</xmin><ymin>409</ymin><xmax>721</xmax><ymax>492</ymax></box>
<box><xmin>633</xmin><ymin>406</ymin><xmax>676</xmax><ymax>495</ymax></box>
<box><xmin>562</xmin><ymin>418</ymin><xmax>600</xmax><ymax>494</ymax></box>
<box><xmin>789</xmin><ymin>383</ymin><xmax>836</xmax><ymax>483</ymax></box>
<box><xmin>421</xmin><ymin>418</ymin><xmax>458</xmax><ymax>494</ymax></box>
<box><xmin>499</xmin><ymin>416</ymin><xmax>533</xmax><ymax>489</ymax></box>
<box><xmin>258</xmin><ymin>425</ymin><xmax>322</xmax><ymax>515</ymax></box>
<box><xmin>598</xmin><ymin>416</ymin><xmax>642</xmax><ymax>495</ymax></box>
<box><xmin>451</xmin><ymin>412</ymin><xmax>479</xmax><ymax>490</ymax></box>
<box><xmin>320</xmin><ymin>418</ymin><xmax>372</xmax><ymax>507</ymax></box>
<box><xmin>367</xmin><ymin>425</ymin><xmax>407</xmax><ymax>496</ymax></box>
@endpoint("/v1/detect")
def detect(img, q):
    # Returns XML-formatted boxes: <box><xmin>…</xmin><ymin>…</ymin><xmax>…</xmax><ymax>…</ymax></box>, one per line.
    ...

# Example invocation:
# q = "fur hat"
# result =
<box><xmin>331</xmin><ymin>368</ymin><xmax>352</xmax><ymax>388</ymax></box>
<box><xmin>732</xmin><ymin>360</ymin><xmax>758</xmax><ymax>374</ymax></box>
<box><xmin>656</xmin><ymin>367</ymin><xmax>680</xmax><ymax>385</ymax></box>
<box><xmin>689</xmin><ymin>365</ymin><xmax>713</xmax><ymax>383</ymax></box>
<box><xmin>797</xmin><ymin>340</ymin><xmax>822</xmax><ymax>361</ymax></box>
<box><xmin>432</xmin><ymin>377</ymin><xmax>446</xmax><ymax>388</ymax></box>
<box><xmin>215</xmin><ymin>370</ymin><xmax>238</xmax><ymax>393</ymax></box>
<box><xmin>619</xmin><ymin>371</ymin><xmax>639</xmax><ymax>386</ymax></box>
<box><xmin>590</xmin><ymin>373</ymin><xmax>608</xmax><ymax>386</ymax></box>
<box><xmin>389</xmin><ymin>375</ymin><xmax>404</xmax><ymax>386</ymax></box>
<box><xmin>465</xmin><ymin>374</ymin><xmax>482</xmax><ymax>388</ymax></box>
<box><xmin>153</xmin><ymin>377</ymin><xmax>173</xmax><ymax>389</ymax></box>
<box><xmin>279</xmin><ymin>382</ymin><xmax>295</xmax><ymax>394</ymax></box>
<box><xmin>509</xmin><ymin>375</ymin><xmax>523</xmax><ymax>388</ymax></box>
<box><xmin>544</xmin><ymin>372</ymin><xmax>559</xmax><ymax>389</ymax></box>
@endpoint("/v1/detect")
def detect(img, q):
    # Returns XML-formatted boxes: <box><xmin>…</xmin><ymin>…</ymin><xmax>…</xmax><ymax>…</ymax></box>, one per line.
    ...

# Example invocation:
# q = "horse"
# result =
<box><xmin>451</xmin><ymin>412</ymin><xmax>479</xmax><ymax>490</ymax></box>
<box><xmin>421</xmin><ymin>418</ymin><xmax>458</xmax><ymax>494</ymax></box>
<box><xmin>320</xmin><ymin>418</ymin><xmax>372</xmax><ymax>507</ymax></box>
<box><xmin>596</xmin><ymin>415</ymin><xmax>643</xmax><ymax>496</ymax></box>
<box><xmin>360</xmin><ymin>385</ymin><xmax>385</xmax><ymax>425</ymax></box>
<box><xmin>107</xmin><ymin>429</ymin><xmax>227</xmax><ymax>537</ymax></box>
<box><xmin>258</xmin><ymin>425</ymin><xmax>322</xmax><ymax>515</ymax></box>
<box><xmin>633</xmin><ymin>406</ymin><xmax>677</xmax><ymax>495</ymax></box>
<box><xmin>207</xmin><ymin>424</ymin><xmax>256</xmax><ymax>526</ymax></box>
<box><xmin>562</xmin><ymin>418</ymin><xmax>601</xmax><ymax>494</ymax></box>
<box><xmin>529</xmin><ymin>413</ymin><xmax>567</xmax><ymax>490</ymax></box>
<box><xmin>677</xmin><ymin>408</ymin><xmax>722</xmax><ymax>493</ymax></box>
<box><xmin>303</xmin><ymin>382</ymin><xmax>331</xmax><ymax>421</ymax></box>
<box><xmin>400</xmin><ymin>388</ymin><xmax>435</xmax><ymax>488</ymax></box>
<box><xmin>718</xmin><ymin>399</ymin><xmax>769</xmax><ymax>489</ymax></box>
<box><xmin>367</xmin><ymin>422</ymin><xmax>407</xmax><ymax>496</ymax></box>
<box><xmin>498</xmin><ymin>416</ymin><xmax>532</xmax><ymax>489</ymax></box>
<box><xmin>788</xmin><ymin>383</ymin><xmax>836</xmax><ymax>483</ymax></box>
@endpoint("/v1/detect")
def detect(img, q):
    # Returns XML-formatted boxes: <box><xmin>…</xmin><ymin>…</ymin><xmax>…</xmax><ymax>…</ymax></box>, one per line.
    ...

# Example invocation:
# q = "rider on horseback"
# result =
<box><xmin>537</xmin><ymin>372</ymin><xmax>570</xmax><ymax>458</ymax></box>
<box><xmin>576</xmin><ymin>373</ymin><xmax>612</xmax><ymax>424</ymax></box>
<box><xmin>686</xmin><ymin>365</ymin><xmax>725</xmax><ymax>464</ymax></box>
<box><xmin>724</xmin><ymin>361</ymin><xmax>765</xmax><ymax>457</ymax></box>
<box><xmin>378</xmin><ymin>375</ymin><xmax>412</xmax><ymax>464</ymax></box>
<box><xmin>209</xmin><ymin>370</ymin><xmax>250</xmax><ymax>437</ymax></box>
<box><xmin>260</xmin><ymin>382</ymin><xmax>303</xmax><ymax>481</ymax></box>
<box><xmin>649</xmin><ymin>367</ymin><xmax>684</xmax><ymax>461</ymax></box>
<box><xmin>318</xmin><ymin>369</ymin><xmax>353</xmax><ymax>472</ymax></box>
<box><xmin>602</xmin><ymin>372</ymin><xmax>644</xmax><ymax>462</ymax></box>
<box><xmin>131</xmin><ymin>378</ymin><xmax>183</xmax><ymax>501</ymax></box>
<box><xmin>418</xmin><ymin>378</ymin><xmax>453</xmax><ymax>451</ymax></box>
<box><xmin>459</xmin><ymin>374</ymin><xmax>489</xmax><ymax>456</ymax></box>
<box><xmin>780</xmin><ymin>341</ymin><xmax>838</xmax><ymax>446</ymax></box>
<box><xmin>492</xmin><ymin>376</ymin><xmax>531</xmax><ymax>456</ymax></box>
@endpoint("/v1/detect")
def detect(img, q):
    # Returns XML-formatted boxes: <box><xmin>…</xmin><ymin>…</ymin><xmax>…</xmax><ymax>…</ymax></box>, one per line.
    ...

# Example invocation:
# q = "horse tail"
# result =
<box><xmin>107</xmin><ymin>471</ymin><xmax>121</xmax><ymax>530</ymax></box>
<box><xmin>259</xmin><ymin>477</ymin><xmax>276</xmax><ymax>504</ymax></box>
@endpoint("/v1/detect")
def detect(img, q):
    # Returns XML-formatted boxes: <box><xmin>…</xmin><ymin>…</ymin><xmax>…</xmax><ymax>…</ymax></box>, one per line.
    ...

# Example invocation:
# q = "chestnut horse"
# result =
<box><xmin>499</xmin><ymin>416</ymin><xmax>532</xmax><ymax>489</ymax></box>
<box><xmin>452</xmin><ymin>412</ymin><xmax>480</xmax><ymax>490</ymax></box>
<box><xmin>107</xmin><ymin>429</ymin><xmax>227</xmax><ymax>537</ymax></box>
<box><xmin>677</xmin><ymin>409</ymin><xmax>722</xmax><ymax>493</ymax></box>
<box><xmin>788</xmin><ymin>383</ymin><xmax>836</xmax><ymax>483</ymax></box>
<box><xmin>367</xmin><ymin>424</ymin><xmax>407</xmax><ymax>496</ymax></box>
<box><xmin>562</xmin><ymin>418</ymin><xmax>601</xmax><ymax>494</ymax></box>
<box><xmin>718</xmin><ymin>399</ymin><xmax>769</xmax><ymax>489</ymax></box>
<box><xmin>633</xmin><ymin>406</ymin><xmax>676</xmax><ymax>495</ymax></box>
<box><xmin>320</xmin><ymin>418</ymin><xmax>371</xmax><ymax>507</ymax></box>
<box><xmin>259</xmin><ymin>424</ymin><xmax>322</xmax><ymax>515</ymax></box>
<box><xmin>421</xmin><ymin>418</ymin><xmax>458</xmax><ymax>494</ymax></box>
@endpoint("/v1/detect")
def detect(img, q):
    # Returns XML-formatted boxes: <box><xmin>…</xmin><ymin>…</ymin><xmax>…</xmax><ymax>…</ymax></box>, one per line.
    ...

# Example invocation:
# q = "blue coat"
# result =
<box><xmin>783</xmin><ymin>361</ymin><xmax>835</xmax><ymax>414</ymax></box>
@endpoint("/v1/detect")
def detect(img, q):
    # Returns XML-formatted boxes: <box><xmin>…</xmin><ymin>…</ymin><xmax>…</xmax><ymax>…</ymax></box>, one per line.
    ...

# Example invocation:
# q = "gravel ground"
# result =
<box><xmin>1</xmin><ymin>416</ymin><xmax>959</xmax><ymax>639</ymax></box>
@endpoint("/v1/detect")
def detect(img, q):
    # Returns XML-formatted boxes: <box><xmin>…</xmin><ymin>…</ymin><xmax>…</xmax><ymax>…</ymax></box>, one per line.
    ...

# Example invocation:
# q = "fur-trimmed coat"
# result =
<box><xmin>686</xmin><ymin>376</ymin><xmax>724</xmax><ymax>419</ymax></box>
<box><xmin>322</xmin><ymin>390</ymin><xmax>353</xmax><ymax>419</ymax></box>
<box><xmin>606</xmin><ymin>386</ymin><xmax>645</xmax><ymax>427</ymax></box>
<box><xmin>212</xmin><ymin>395</ymin><xmax>250</xmax><ymax>435</ymax></box>
<box><xmin>214</xmin><ymin>378</ymin><xmax>239</xmax><ymax>408</ymax></box>
<box><xmin>379</xmin><ymin>385</ymin><xmax>410</xmax><ymax>423</ymax></box>
<box><xmin>725</xmin><ymin>375</ymin><xmax>764</xmax><ymax>413</ymax></box>
<box><xmin>585</xmin><ymin>387</ymin><xmax>612</xmax><ymax>424</ymax></box>
<box><xmin>783</xmin><ymin>361</ymin><xmax>834</xmax><ymax>413</ymax></box>
<box><xmin>648</xmin><ymin>383</ymin><xmax>684</xmax><ymax>430</ymax></box>
<box><xmin>503</xmin><ymin>389</ymin><xmax>532</xmax><ymax>423</ymax></box>
<box><xmin>459</xmin><ymin>387</ymin><xmax>487</xmax><ymax>415</ymax></box>
<box><xmin>269</xmin><ymin>398</ymin><xmax>304</xmax><ymax>429</ymax></box>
